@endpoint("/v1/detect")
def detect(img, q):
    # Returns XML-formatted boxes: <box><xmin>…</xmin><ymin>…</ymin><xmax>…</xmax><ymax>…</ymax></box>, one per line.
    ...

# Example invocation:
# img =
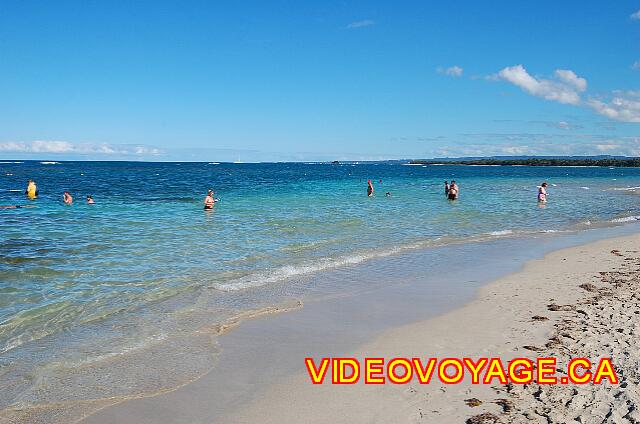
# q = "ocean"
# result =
<box><xmin>1</xmin><ymin>160</ymin><xmax>640</xmax><ymax>419</ymax></box>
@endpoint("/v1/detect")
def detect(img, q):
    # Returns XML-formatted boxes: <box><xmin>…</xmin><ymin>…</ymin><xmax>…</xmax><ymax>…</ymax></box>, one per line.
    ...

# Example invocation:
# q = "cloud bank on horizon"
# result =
<box><xmin>0</xmin><ymin>141</ymin><xmax>162</xmax><ymax>157</ymax></box>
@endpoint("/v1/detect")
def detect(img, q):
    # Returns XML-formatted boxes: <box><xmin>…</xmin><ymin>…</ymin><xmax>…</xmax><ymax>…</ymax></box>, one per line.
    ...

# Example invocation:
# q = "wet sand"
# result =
<box><xmin>77</xmin><ymin>227</ymin><xmax>640</xmax><ymax>424</ymax></box>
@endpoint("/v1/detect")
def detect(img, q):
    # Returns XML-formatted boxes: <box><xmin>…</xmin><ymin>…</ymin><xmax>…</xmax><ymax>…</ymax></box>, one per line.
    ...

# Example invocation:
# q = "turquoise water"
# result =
<box><xmin>1</xmin><ymin>160</ymin><xmax>640</xmax><ymax>419</ymax></box>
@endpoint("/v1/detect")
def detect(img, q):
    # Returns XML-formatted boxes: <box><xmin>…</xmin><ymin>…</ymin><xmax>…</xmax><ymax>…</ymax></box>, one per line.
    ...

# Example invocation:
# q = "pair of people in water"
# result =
<box><xmin>444</xmin><ymin>180</ymin><xmax>459</xmax><ymax>200</ymax></box>
<box><xmin>366</xmin><ymin>180</ymin><xmax>391</xmax><ymax>197</ymax></box>
<box><xmin>62</xmin><ymin>191</ymin><xmax>94</xmax><ymax>205</ymax></box>
<box><xmin>63</xmin><ymin>193</ymin><xmax>94</xmax><ymax>205</ymax></box>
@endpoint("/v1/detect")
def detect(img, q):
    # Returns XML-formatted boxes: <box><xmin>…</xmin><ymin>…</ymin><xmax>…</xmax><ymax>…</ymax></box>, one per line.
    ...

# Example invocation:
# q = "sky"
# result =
<box><xmin>1</xmin><ymin>0</ymin><xmax>639</xmax><ymax>161</ymax></box>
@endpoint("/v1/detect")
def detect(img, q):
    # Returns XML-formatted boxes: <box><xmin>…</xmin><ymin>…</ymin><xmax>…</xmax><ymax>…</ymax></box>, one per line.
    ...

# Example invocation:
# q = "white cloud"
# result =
<box><xmin>497</xmin><ymin>65</ymin><xmax>586</xmax><ymax>105</ymax></box>
<box><xmin>632</xmin><ymin>61</ymin><xmax>640</xmax><ymax>70</ymax></box>
<box><xmin>426</xmin><ymin>135</ymin><xmax>640</xmax><ymax>158</ymax></box>
<box><xmin>587</xmin><ymin>92</ymin><xmax>640</xmax><ymax>123</ymax></box>
<box><xmin>631</xmin><ymin>10</ymin><xmax>640</xmax><ymax>20</ymax></box>
<box><xmin>437</xmin><ymin>65</ymin><xmax>464</xmax><ymax>77</ymax></box>
<box><xmin>554</xmin><ymin>69</ymin><xmax>587</xmax><ymax>91</ymax></box>
<box><xmin>0</xmin><ymin>140</ymin><xmax>162</xmax><ymax>156</ymax></box>
<box><xmin>346</xmin><ymin>20</ymin><xmax>375</xmax><ymax>29</ymax></box>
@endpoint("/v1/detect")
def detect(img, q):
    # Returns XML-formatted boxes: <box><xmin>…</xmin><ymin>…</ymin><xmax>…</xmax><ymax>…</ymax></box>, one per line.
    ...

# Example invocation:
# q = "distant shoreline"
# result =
<box><xmin>2</xmin><ymin>157</ymin><xmax>639</xmax><ymax>166</ymax></box>
<box><xmin>409</xmin><ymin>158</ymin><xmax>640</xmax><ymax>167</ymax></box>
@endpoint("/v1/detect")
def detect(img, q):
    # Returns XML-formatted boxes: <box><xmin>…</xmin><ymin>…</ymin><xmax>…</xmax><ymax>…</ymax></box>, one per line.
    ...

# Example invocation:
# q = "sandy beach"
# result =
<box><xmin>73</xmin><ymin>230</ymin><xmax>640</xmax><ymax>424</ymax></box>
<box><xmin>230</xmin><ymin>234</ymin><xmax>640</xmax><ymax>424</ymax></box>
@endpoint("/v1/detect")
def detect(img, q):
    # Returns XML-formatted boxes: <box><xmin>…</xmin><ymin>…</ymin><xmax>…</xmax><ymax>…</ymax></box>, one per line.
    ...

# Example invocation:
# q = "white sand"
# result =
<box><xmin>228</xmin><ymin>234</ymin><xmax>640</xmax><ymax>424</ymax></box>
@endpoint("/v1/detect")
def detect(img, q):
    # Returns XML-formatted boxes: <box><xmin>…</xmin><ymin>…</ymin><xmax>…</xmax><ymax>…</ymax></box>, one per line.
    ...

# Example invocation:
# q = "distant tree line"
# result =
<box><xmin>409</xmin><ymin>158</ymin><xmax>640</xmax><ymax>167</ymax></box>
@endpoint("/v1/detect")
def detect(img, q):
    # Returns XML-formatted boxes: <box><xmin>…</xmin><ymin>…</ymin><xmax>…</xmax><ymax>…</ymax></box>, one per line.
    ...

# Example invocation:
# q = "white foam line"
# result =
<box><xmin>610</xmin><ymin>216</ymin><xmax>640</xmax><ymax>223</ymax></box>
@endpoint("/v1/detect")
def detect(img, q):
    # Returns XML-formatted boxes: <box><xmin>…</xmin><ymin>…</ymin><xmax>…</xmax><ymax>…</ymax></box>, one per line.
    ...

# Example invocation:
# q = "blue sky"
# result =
<box><xmin>1</xmin><ymin>0</ymin><xmax>639</xmax><ymax>161</ymax></box>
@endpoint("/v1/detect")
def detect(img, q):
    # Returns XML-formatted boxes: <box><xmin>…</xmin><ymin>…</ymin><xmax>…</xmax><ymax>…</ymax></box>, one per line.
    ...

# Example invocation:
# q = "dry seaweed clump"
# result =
<box><xmin>465</xmin><ymin>398</ymin><xmax>483</xmax><ymax>407</ymax></box>
<box><xmin>466</xmin><ymin>413</ymin><xmax>499</xmax><ymax>424</ymax></box>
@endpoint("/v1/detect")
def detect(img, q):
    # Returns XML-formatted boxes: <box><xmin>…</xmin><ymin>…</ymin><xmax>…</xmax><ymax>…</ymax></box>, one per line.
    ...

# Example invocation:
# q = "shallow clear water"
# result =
<box><xmin>1</xmin><ymin>161</ymin><xmax>640</xmax><ymax>418</ymax></box>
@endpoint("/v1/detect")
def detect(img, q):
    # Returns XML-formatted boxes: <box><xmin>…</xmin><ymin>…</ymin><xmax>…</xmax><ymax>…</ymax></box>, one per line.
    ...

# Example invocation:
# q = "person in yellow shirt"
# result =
<box><xmin>25</xmin><ymin>180</ymin><xmax>38</xmax><ymax>199</ymax></box>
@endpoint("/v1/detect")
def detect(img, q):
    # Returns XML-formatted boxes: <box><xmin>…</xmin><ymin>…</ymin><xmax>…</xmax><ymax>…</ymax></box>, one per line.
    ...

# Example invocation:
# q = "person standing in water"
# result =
<box><xmin>367</xmin><ymin>180</ymin><xmax>374</xmax><ymax>197</ymax></box>
<box><xmin>86</xmin><ymin>195</ymin><xmax>95</xmax><ymax>204</ymax></box>
<box><xmin>448</xmin><ymin>180</ymin><xmax>459</xmax><ymax>200</ymax></box>
<box><xmin>444</xmin><ymin>181</ymin><xmax>450</xmax><ymax>196</ymax></box>
<box><xmin>25</xmin><ymin>179</ymin><xmax>38</xmax><ymax>199</ymax></box>
<box><xmin>63</xmin><ymin>191</ymin><xmax>73</xmax><ymax>205</ymax></box>
<box><xmin>538</xmin><ymin>182</ymin><xmax>548</xmax><ymax>203</ymax></box>
<box><xmin>204</xmin><ymin>189</ymin><xmax>217</xmax><ymax>210</ymax></box>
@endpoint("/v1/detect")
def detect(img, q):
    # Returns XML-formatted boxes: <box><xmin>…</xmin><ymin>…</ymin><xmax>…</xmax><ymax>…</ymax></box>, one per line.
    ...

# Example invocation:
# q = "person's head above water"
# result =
<box><xmin>541</xmin><ymin>182</ymin><xmax>548</xmax><ymax>187</ymax></box>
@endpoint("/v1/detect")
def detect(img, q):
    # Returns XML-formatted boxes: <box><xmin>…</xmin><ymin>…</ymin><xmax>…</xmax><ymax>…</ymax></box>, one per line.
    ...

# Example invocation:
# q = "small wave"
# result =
<box><xmin>214</xmin><ymin>241</ymin><xmax>438</xmax><ymax>292</ymax></box>
<box><xmin>610</xmin><ymin>216</ymin><xmax>640</xmax><ymax>223</ymax></box>
<box><xmin>215</xmin><ymin>254</ymin><xmax>378</xmax><ymax>291</ymax></box>
<box><xmin>208</xmin><ymin>162</ymin><xmax>220</xmax><ymax>165</ymax></box>
<box><xmin>0</xmin><ymin>161</ymin><xmax>23</xmax><ymax>164</ymax></box>
<box><xmin>488</xmin><ymin>230</ymin><xmax>513</xmax><ymax>236</ymax></box>
<box><xmin>612</xmin><ymin>186</ymin><xmax>640</xmax><ymax>191</ymax></box>
<box><xmin>580</xmin><ymin>186</ymin><xmax>590</xmax><ymax>190</ymax></box>
<box><xmin>40</xmin><ymin>161</ymin><xmax>60</xmax><ymax>165</ymax></box>
<box><xmin>7</xmin><ymin>189</ymin><xmax>22</xmax><ymax>192</ymax></box>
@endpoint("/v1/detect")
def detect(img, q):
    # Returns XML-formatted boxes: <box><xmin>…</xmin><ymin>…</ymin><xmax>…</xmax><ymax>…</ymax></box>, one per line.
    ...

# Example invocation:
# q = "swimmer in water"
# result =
<box><xmin>385</xmin><ymin>192</ymin><xmax>392</xmax><ymax>197</ymax></box>
<box><xmin>367</xmin><ymin>180</ymin><xmax>374</xmax><ymax>197</ymax></box>
<box><xmin>86</xmin><ymin>195</ymin><xmax>94</xmax><ymax>204</ymax></box>
<box><xmin>204</xmin><ymin>189</ymin><xmax>216</xmax><ymax>210</ymax></box>
<box><xmin>63</xmin><ymin>191</ymin><xmax>73</xmax><ymax>205</ymax></box>
<box><xmin>444</xmin><ymin>181</ymin><xmax>450</xmax><ymax>196</ymax></box>
<box><xmin>538</xmin><ymin>182</ymin><xmax>548</xmax><ymax>203</ymax></box>
<box><xmin>448</xmin><ymin>180</ymin><xmax>459</xmax><ymax>200</ymax></box>
<box><xmin>25</xmin><ymin>179</ymin><xmax>38</xmax><ymax>199</ymax></box>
